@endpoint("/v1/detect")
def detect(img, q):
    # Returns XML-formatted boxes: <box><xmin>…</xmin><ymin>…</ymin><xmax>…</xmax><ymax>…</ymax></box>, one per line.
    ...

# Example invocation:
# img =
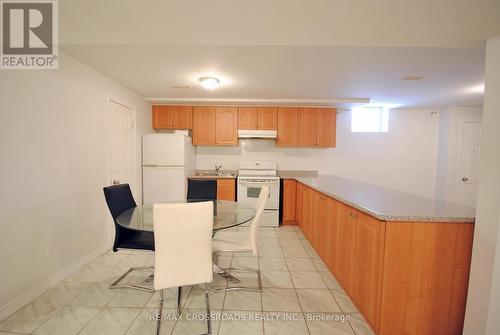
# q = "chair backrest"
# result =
<box><xmin>103</xmin><ymin>184</ymin><xmax>137</xmax><ymax>220</ymax></box>
<box><xmin>249</xmin><ymin>186</ymin><xmax>270</xmax><ymax>255</ymax></box>
<box><xmin>187</xmin><ymin>179</ymin><xmax>217</xmax><ymax>200</ymax></box>
<box><xmin>103</xmin><ymin>184</ymin><xmax>138</xmax><ymax>251</ymax></box>
<box><xmin>153</xmin><ymin>201</ymin><xmax>214</xmax><ymax>290</ymax></box>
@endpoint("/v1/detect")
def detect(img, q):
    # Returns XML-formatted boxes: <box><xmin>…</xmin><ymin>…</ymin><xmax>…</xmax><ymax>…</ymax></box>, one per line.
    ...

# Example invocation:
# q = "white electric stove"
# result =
<box><xmin>237</xmin><ymin>161</ymin><xmax>280</xmax><ymax>227</ymax></box>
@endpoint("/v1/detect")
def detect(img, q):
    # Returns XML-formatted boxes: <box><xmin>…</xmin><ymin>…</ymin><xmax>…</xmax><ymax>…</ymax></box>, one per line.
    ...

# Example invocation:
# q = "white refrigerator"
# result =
<box><xmin>142</xmin><ymin>133</ymin><xmax>195</xmax><ymax>204</ymax></box>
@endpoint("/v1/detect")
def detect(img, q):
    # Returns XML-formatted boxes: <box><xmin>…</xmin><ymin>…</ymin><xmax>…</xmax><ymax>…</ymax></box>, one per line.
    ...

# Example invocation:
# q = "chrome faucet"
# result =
<box><xmin>214</xmin><ymin>165</ymin><xmax>223</xmax><ymax>174</ymax></box>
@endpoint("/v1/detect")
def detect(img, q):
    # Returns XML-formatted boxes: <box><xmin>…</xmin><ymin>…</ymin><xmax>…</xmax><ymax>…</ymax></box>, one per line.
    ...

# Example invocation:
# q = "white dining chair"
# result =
<box><xmin>212</xmin><ymin>186</ymin><xmax>269</xmax><ymax>292</ymax></box>
<box><xmin>153</xmin><ymin>201</ymin><xmax>214</xmax><ymax>335</ymax></box>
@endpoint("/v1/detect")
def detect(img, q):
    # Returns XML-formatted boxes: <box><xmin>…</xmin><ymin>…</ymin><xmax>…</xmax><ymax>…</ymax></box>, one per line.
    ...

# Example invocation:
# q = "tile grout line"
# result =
<box><xmin>301</xmin><ymin>229</ymin><xmax>358</xmax><ymax>335</ymax></box>
<box><xmin>278</xmin><ymin>229</ymin><xmax>312</xmax><ymax>335</ymax></box>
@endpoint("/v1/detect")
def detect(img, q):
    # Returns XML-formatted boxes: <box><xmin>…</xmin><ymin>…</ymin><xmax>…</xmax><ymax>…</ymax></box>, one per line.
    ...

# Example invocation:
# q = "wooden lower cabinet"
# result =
<box><xmin>312</xmin><ymin>192</ymin><xmax>337</xmax><ymax>260</ymax></box>
<box><xmin>352</xmin><ymin>212</ymin><xmax>385</xmax><ymax>333</ymax></box>
<box><xmin>216</xmin><ymin>179</ymin><xmax>236</xmax><ymax>201</ymax></box>
<box><xmin>334</xmin><ymin>203</ymin><xmax>358</xmax><ymax>294</ymax></box>
<box><xmin>282</xmin><ymin>179</ymin><xmax>297</xmax><ymax>225</ymax></box>
<box><xmin>379</xmin><ymin>222</ymin><xmax>473</xmax><ymax>335</ymax></box>
<box><xmin>296</xmin><ymin>182</ymin><xmax>304</xmax><ymax>228</ymax></box>
<box><xmin>300</xmin><ymin>185</ymin><xmax>315</xmax><ymax>240</ymax></box>
<box><xmin>292</xmin><ymin>182</ymin><xmax>473</xmax><ymax>335</ymax></box>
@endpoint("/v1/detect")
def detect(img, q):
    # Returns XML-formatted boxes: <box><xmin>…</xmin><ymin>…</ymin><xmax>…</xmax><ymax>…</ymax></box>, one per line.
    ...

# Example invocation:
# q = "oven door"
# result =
<box><xmin>237</xmin><ymin>179</ymin><xmax>280</xmax><ymax>209</ymax></box>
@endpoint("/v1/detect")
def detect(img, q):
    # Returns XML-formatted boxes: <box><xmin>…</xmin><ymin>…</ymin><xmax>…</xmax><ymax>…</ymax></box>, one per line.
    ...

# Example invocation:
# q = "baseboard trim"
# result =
<box><xmin>0</xmin><ymin>244</ymin><xmax>109</xmax><ymax>321</ymax></box>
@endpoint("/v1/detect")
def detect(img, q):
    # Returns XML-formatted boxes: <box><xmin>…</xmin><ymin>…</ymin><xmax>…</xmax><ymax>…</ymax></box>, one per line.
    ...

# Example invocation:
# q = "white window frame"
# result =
<box><xmin>351</xmin><ymin>107</ymin><xmax>389</xmax><ymax>133</ymax></box>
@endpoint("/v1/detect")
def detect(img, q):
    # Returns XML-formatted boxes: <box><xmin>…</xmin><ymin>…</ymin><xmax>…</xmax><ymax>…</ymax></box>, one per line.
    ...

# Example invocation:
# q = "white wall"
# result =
<box><xmin>196</xmin><ymin>108</ymin><xmax>440</xmax><ymax>197</ymax></box>
<box><xmin>464</xmin><ymin>35</ymin><xmax>500</xmax><ymax>335</ymax></box>
<box><xmin>435</xmin><ymin>106</ymin><xmax>482</xmax><ymax>205</ymax></box>
<box><xmin>0</xmin><ymin>52</ymin><xmax>151</xmax><ymax>317</ymax></box>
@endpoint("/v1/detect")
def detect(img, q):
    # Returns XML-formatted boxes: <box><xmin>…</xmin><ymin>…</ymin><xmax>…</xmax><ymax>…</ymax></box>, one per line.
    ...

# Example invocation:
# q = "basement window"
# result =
<box><xmin>351</xmin><ymin>107</ymin><xmax>389</xmax><ymax>133</ymax></box>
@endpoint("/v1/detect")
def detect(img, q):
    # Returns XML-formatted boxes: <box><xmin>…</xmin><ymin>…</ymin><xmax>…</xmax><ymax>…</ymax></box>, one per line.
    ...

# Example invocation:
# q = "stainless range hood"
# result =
<box><xmin>238</xmin><ymin>129</ymin><xmax>277</xmax><ymax>139</ymax></box>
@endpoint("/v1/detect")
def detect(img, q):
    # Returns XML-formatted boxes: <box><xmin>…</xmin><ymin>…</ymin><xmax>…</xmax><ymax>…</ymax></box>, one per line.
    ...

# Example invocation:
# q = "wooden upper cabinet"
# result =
<box><xmin>156</xmin><ymin>105</ymin><xmax>334</xmax><ymax>147</ymax></box>
<box><xmin>276</xmin><ymin>107</ymin><xmax>298</xmax><ymax>147</ymax></box>
<box><xmin>257</xmin><ymin>107</ymin><xmax>277</xmax><ymax>130</ymax></box>
<box><xmin>316</xmin><ymin>108</ymin><xmax>337</xmax><ymax>147</ymax></box>
<box><xmin>152</xmin><ymin>105</ymin><xmax>192</xmax><ymax>129</ymax></box>
<box><xmin>282</xmin><ymin>179</ymin><xmax>297</xmax><ymax>225</ymax></box>
<box><xmin>215</xmin><ymin>107</ymin><xmax>238</xmax><ymax>145</ymax></box>
<box><xmin>297</xmin><ymin>108</ymin><xmax>318</xmax><ymax>146</ymax></box>
<box><xmin>238</xmin><ymin>107</ymin><xmax>277</xmax><ymax>130</ymax></box>
<box><xmin>238</xmin><ymin>107</ymin><xmax>258</xmax><ymax>130</ymax></box>
<box><xmin>174</xmin><ymin>106</ymin><xmax>193</xmax><ymax>129</ymax></box>
<box><xmin>192</xmin><ymin>106</ymin><xmax>216</xmax><ymax>145</ymax></box>
<box><xmin>153</xmin><ymin>106</ymin><xmax>174</xmax><ymax>129</ymax></box>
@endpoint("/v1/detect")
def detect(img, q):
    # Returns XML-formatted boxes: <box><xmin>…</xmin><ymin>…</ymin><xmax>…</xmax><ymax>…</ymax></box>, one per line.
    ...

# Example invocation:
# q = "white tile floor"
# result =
<box><xmin>0</xmin><ymin>226</ymin><xmax>374</xmax><ymax>335</ymax></box>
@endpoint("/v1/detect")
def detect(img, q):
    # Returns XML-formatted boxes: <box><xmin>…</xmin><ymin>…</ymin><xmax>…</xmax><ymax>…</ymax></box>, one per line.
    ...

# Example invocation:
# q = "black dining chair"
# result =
<box><xmin>103</xmin><ymin>183</ymin><xmax>154</xmax><ymax>292</ymax></box>
<box><xmin>187</xmin><ymin>179</ymin><xmax>218</xmax><ymax>200</ymax></box>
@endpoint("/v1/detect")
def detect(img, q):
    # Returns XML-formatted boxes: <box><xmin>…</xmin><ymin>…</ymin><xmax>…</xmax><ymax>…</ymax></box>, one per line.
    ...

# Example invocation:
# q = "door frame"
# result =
<box><xmin>105</xmin><ymin>97</ymin><xmax>137</xmax><ymax>243</ymax></box>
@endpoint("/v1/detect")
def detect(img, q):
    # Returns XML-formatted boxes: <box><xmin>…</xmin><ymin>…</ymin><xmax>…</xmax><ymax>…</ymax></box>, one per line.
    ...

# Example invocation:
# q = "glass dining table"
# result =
<box><xmin>116</xmin><ymin>199</ymin><xmax>256</xmax><ymax>234</ymax></box>
<box><xmin>115</xmin><ymin>199</ymin><xmax>256</xmax><ymax>284</ymax></box>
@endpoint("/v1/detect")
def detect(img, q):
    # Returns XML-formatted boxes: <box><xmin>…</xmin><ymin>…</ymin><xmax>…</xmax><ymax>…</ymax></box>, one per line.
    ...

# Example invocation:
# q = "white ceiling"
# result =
<box><xmin>60</xmin><ymin>0</ymin><xmax>499</xmax><ymax>108</ymax></box>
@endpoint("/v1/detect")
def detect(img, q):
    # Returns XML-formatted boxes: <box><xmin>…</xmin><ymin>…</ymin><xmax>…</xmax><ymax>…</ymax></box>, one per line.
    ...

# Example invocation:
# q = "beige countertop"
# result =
<box><xmin>188</xmin><ymin>170</ymin><xmax>237</xmax><ymax>179</ymax></box>
<box><xmin>289</xmin><ymin>174</ymin><xmax>475</xmax><ymax>223</ymax></box>
<box><xmin>278</xmin><ymin>170</ymin><xmax>318</xmax><ymax>178</ymax></box>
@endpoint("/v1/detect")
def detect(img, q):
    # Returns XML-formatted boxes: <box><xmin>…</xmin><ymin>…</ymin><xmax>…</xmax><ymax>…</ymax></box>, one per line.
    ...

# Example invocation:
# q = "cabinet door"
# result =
<box><xmin>174</xmin><ymin>106</ymin><xmax>193</xmax><ymax>129</ymax></box>
<box><xmin>324</xmin><ymin>197</ymin><xmax>340</xmax><ymax>272</ymax></box>
<box><xmin>238</xmin><ymin>107</ymin><xmax>258</xmax><ymax>130</ymax></box>
<box><xmin>276</xmin><ymin>107</ymin><xmax>298</xmax><ymax>147</ymax></box>
<box><xmin>152</xmin><ymin>106</ymin><xmax>175</xmax><ymax>129</ymax></box>
<box><xmin>296</xmin><ymin>182</ymin><xmax>304</xmax><ymax>228</ymax></box>
<box><xmin>352</xmin><ymin>212</ymin><xmax>385</xmax><ymax>332</ymax></box>
<box><xmin>335</xmin><ymin>204</ymin><xmax>358</xmax><ymax>293</ymax></box>
<box><xmin>301</xmin><ymin>186</ymin><xmax>315</xmax><ymax>240</ymax></box>
<box><xmin>282</xmin><ymin>179</ymin><xmax>297</xmax><ymax>225</ymax></box>
<box><xmin>217</xmin><ymin>179</ymin><xmax>236</xmax><ymax>201</ymax></box>
<box><xmin>215</xmin><ymin>107</ymin><xmax>238</xmax><ymax>145</ymax></box>
<box><xmin>192</xmin><ymin>106</ymin><xmax>216</xmax><ymax>145</ymax></box>
<box><xmin>297</xmin><ymin>108</ymin><xmax>318</xmax><ymax>147</ymax></box>
<box><xmin>313</xmin><ymin>193</ymin><xmax>336</xmax><ymax>260</ymax></box>
<box><xmin>316</xmin><ymin>108</ymin><xmax>336</xmax><ymax>147</ymax></box>
<box><xmin>310</xmin><ymin>191</ymin><xmax>322</xmax><ymax>252</ymax></box>
<box><xmin>257</xmin><ymin>107</ymin><xmax>278</xmax><ymax>130</ymax></box>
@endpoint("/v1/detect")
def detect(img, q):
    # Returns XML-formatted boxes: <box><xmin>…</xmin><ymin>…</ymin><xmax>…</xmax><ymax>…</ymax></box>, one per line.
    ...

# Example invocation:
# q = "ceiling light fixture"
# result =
<box><xmin>401</xmin><ymin>75</ymin><xmax>425</xmax><ymax>81</ymax></box>
<box><xmin>199</xmin><ymin>77</ymin><xmax>220</xmax><ymax>90</ymax></box>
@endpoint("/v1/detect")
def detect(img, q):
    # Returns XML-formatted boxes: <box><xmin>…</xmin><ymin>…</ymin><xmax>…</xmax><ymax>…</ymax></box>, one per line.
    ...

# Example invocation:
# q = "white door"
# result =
<box><xmin>142</xmin><ymin>134</ymin><xmax>185</xmax><ymax>166</ymax></box>
<box><xmin>142</xmin><ymin>167</ymin><xmax>186</xmax><ymax>204</ymax></box>
<box><xmin>458</xmin><ymin>122</ymin><xmax>482</xmax><ymax>207</ymax></box>
<box><xmin>109</xmin><ymin>101</ymin><xmax>135</xmax><ymax>188</ymax></box>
